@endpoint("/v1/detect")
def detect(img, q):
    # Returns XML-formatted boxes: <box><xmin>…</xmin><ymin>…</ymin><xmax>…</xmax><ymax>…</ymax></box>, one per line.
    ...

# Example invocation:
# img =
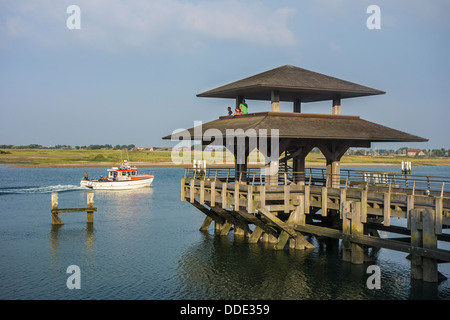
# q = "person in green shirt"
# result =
<box><xmin>239</xmin><ymin>99</ymin><xmax>248</xmax><ymax>114</ymax></box>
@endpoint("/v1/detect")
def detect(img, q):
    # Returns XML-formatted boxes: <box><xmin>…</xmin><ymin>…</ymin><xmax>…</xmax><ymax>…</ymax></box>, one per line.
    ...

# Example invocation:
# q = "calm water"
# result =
<box><xmin>0</xmin><ymin>164</ymin><xmax>449</xmax><ymax>300</ymax></box>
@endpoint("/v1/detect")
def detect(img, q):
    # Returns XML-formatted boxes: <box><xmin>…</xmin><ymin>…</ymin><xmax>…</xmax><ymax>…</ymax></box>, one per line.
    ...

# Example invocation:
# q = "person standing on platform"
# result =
<box><xmin>239</xmin><ymin>99</ymin><xmax>248</xmax><ymax>114</ymax></box>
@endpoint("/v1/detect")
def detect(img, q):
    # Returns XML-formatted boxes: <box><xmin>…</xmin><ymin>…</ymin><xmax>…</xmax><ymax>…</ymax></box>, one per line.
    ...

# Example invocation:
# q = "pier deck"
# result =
<box><xmin>182</xmin><ymin>168</ymin><xmax>450</xmax><ymax>282</ymax></box>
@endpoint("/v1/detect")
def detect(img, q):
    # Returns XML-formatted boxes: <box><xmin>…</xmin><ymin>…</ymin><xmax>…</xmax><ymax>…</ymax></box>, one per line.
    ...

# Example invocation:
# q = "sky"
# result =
<box><xmin>1</xmin><ymin>0</ymin><xmax>449</xmax><ymax>150</ymax></box>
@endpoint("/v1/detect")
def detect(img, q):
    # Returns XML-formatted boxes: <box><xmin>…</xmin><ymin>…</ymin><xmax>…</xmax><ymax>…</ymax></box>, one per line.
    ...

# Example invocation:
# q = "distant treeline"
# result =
<box><xmin>0</xmin><ymin>144</ymin><xmax>137</xmax><ymax>150</ymax></box>
<box><xmin>1</xmin><ymin>144</ymin><xmax>449</xmax><ymax>157</ymax></box>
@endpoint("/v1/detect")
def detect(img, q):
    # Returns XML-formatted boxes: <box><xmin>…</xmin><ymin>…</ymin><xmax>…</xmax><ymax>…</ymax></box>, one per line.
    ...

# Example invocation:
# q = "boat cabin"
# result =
<box><xmin>107</xmin><ymin>167</ymin><xmax>138</xmax><ymax>181</ymax></box>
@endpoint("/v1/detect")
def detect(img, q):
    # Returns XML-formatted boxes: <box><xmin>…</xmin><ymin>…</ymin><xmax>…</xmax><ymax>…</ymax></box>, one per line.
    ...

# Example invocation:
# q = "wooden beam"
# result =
<box><xmin>52</xmin><ymin>208</ymin><xmax>97</xmax><ymax>213</ymax></box>
<box><xmin>294</xmin><ymin>222</ymin><xmax>450</xmax><ymax>262</ymax></box>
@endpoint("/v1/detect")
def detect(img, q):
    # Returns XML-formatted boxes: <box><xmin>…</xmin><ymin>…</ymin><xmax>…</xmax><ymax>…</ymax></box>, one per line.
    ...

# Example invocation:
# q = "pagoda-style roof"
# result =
<box><xmin>197</xmin><ymin>65</ymin><xmax>385</xmax><ymax>102</ymax></box>
<box><xmin>164</xmin><ymin>112</ymin><xmax>427</xmax><ymax>145</ymax></box>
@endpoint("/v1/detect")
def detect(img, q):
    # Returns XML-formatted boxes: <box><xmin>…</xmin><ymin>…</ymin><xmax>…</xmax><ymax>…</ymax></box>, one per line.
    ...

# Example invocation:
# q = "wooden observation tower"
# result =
<box><xmin>163</xmin><ymin>65</ymin><xmax>450</xmax><ymax>283</ymax></box>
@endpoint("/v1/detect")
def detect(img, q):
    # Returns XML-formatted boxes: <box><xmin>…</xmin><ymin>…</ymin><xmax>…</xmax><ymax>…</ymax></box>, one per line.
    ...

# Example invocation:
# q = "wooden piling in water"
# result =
<box><xmin>87</xmin><ymin>192</ymin><xmax>94</xmax><ymax>224</ymax></box>
<box><xmin>51</xmin><ymin>192</ymin><xmax>97</xmax><ymax>225</ymax></box>
<box><xmin>51</xmin><ymin>193</ymin><xmax>64</xmax><ymax>225</ymax></box>
<box><xmin>422</xmin><ymin>208</ymin><xmax>438</xmax><ymax>282</ymax></box>
<box><xmin>350</xmin><ymin>201</ymin><xmax>364</xmax><ymax>264</ymax></box>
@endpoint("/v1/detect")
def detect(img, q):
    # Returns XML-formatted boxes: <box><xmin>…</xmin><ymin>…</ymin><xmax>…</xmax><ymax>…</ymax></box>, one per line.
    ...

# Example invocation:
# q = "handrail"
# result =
<box><xmin>184</xmin><ymin>167</ymin><xmax>450</xmax><ymax>197</ymax></box>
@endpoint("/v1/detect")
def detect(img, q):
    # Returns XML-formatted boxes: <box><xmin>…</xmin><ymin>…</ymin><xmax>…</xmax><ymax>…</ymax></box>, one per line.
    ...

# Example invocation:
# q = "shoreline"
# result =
<box><xmin>4</xmin><ymin>161</ymin><xmax>434</xmax><ymax>168</ymax></box>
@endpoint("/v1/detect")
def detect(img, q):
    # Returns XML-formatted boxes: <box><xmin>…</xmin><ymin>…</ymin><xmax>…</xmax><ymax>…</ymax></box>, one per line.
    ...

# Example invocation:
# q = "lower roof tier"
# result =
<box><xmin>163</xmin><ymin>112</ymin><xmax>427</xmax><ymax>145</ymax></box>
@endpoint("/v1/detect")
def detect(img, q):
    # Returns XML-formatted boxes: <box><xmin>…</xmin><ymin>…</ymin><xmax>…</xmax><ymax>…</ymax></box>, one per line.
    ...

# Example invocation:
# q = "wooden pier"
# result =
<box><xmin>163</xmin><ymin>65</ymin><xmax>444</xmax><ymax>282</ymax></box>
<box><xmin>182</xmin><ymin>168</ymin><xmax>450</xmax><ymax>282</ymax></box>
<box><xmin>51</xmin><ymin>192</ymin><xmax>97</xmax><ymax>225</ymax></box>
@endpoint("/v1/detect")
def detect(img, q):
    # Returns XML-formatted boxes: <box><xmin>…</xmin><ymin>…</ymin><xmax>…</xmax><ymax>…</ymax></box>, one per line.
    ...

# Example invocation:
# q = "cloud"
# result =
<box><xmin>0</xmin><ymin>0</ymin><xmax>298</xmax><ymax>52</ymax></box>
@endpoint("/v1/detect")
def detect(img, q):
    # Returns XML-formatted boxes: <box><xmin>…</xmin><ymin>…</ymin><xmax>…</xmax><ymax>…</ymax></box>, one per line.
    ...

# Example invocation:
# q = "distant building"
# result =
<box><xmin>407</xmin><ymin>149</ymin><xmax>426</xmax><ymax>157</ymax></box>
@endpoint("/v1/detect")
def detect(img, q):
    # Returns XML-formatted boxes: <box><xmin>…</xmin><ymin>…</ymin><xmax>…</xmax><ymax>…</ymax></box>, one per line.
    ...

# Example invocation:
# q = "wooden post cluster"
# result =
<box><xmin>51</xmin><ymin>192</ymin><xmax>97</xmax><ymax>225</ymax></box>
<box><xmin>341</xmin><ymin>201</ymin><xmax>365</xmax><ymax>264</ymax></box>
<box><xmin>410</xmin><ymin>208</ymin><xmax>439</xmax><ymax>282</ymax></box>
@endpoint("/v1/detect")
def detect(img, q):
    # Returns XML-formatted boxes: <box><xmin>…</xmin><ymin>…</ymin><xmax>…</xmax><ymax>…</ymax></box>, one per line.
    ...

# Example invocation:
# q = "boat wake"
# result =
<box><xmin>0</xmin><ymin>185</ymin><xmax>84</xmax><ymax>195</ymax></box>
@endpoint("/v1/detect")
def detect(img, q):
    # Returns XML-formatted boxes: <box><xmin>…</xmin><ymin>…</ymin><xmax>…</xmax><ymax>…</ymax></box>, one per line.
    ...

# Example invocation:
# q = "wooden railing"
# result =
<box><xmin>184</xmin><ymin>167</ymin><xmax>450</xmax><ymax>197</ymax></box>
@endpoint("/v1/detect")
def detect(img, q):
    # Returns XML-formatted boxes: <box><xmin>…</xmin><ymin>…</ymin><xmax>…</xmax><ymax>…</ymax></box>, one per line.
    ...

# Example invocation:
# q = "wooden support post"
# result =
<box><xmin>332</xmin><ymin>98</ymin><xmax>341</xmax><ymax>115</ymax></box>
<box><xmin>234</xmin><ymin>182</ymin><xmax>240</xmax><ymax>210</ymax></box>
<box><xmin>410</xmin><ymin>208</ymin><xmax>423</xmax><ymax>280</ymax></box>
<box><xmin>220</xmin><ymin>221</ymin><xmax>233</xmax><ymax>236</ymax></box>
<box><xmin>248</xmin><ymin>226</ymin><xmax>264</xmax><ymax>244</ymax></box>
<box><xmin>234</xmin><ymin>226</ymin><xmax>247</xmax><ymax>237</ymax></box>
<box><xmin>290</xmin><ymin>195</ymin><xmax>306</xmax><ymax>226</ymax></box>
<box><xmin>248</xmin><ymin>185</ymin><xmax>254</xmax><ymax>213</ymax></box>
<box><xmin>304</xmin><ymin>185</ymin><xmax>310</xmax><ymax>214</ymax></box>
<box><xmin>341</xmin><ymin>201</ymin><xmax>351</xmax><ymax>262</ymax></box>
<box><xmin>260</xmin><ymin>185</ymin><xmax>266</xmax><ymax>208</ymax></box>
<box><xmin>51</xmin><ymin>192</ymin><xmax>64</xmax><ymax>225</ymax></box>
<box><xmin>407</xmin><ymin>195</ymin><xmax>414</xmax><ymax>230</ymax></box>
<box><xmin>422</xmin><ymin>208</ymin><xmax>438</xmax><ymax>282</ymax></box>
<box><xmin>435</xmin><ymin>197</ymin><xmax>443</xmax><ymax>235</ymax></box>
<box><xmin>331</xmin><ymin>161</ymin><xmax>340</xmax><ymax>188</ymax></box>
<box><xmin>181</xmin><ymin>178</ymin><xmax>186</xmax><ymax>201</ymax></box>
<box><xmin>86</xmin><ymin>192</ymin><xmax>94</xmax><ymax>224</ymax></box>
<box><xmin>288</xmin><ymin>196</ymin><xmax>310</xmax><ymax>250</ymax></box>
<box><xmin>339</xmin><ymin>188</ymin><xmax>347</xmax><ymax>219</ymax></box>
<box><xmin>266</xmin><ymin>233</ymin><xmax>278</xmax><ymax>245</ymax></box>
<box><xmin>383</xmin><ymin>192</ymin><xmax>391</xmax><ymax>226</ymax></box>
<box><xmin>360</xmin><ymin>189</ymin><xmax>367</xmax><ymax>223</ymax></box>
<box><xmin>214</xmin><ymin>220</ymin><xmax>223</xmax><ymax>234</ymax></box>
<box><xmin>271</xmin><ymin>90</ymin><xmax>280</xmax><ymax>112</ymax></box>
<box><xmin>275</xmin><ymin>231</ymin><xmax>290</xmax><ymax>250</ymax></box>
<box><xmin>258</xmin><ymin>206</ymin><xmax>314</xmax><ymax>250</ymax></box>
<box><xmin>190</xmin><ymin>179</ymin><xmax>195</xmax><ymax>203</ymax></box>
<box><xmin>351</xmin><ymin>201</ymin><xmax>364</xmax><ymax>264</ymax></box>
<box><xmin>293</xmin><ymin>98</ymin><xmax>301</xmax><ymax>113</ymax></box>
<box><xmin>200</xmin><ymin>180</ymin><xmax>205</xmax><ymax>205</ymax></box>
<box><xmin>211</xmin><ymin>181</ymin><xmax>216</xmax><ymax>207</ymax></box>
<box><xmin>200</xmin><ymin>216</ymin><xmax>213</xmax><ymax>231</ymax></box>
<box><xmin>321</xmin><ymin>187</ymin><xmax>327</xmax><ymax>216</ymax></box>
<box><xmin>222</xmin><ymin>182</ymin><xmax>227</xmax><ymax>209</ymax></box>
<box><xmin>284</xmin><ymin>184</ymin><xmax>290</xmax><ymax>213</ymax></box>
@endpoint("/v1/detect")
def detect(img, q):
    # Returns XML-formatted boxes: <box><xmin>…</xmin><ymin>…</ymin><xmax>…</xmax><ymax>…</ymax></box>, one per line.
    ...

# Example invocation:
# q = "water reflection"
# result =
<box><xmin>175</xmin><ymin>231</ymin><xmax>449</xmax><ymax>299</ymax></box>
<box><xmin>49</xmin><ymin>222</ymin><xmax>96</xmax><ymax>259</ymax></box>
<box><xmin>176</xmin><ymin>233</ymin><xmax>321</xmax><ymax>299</ymax></box>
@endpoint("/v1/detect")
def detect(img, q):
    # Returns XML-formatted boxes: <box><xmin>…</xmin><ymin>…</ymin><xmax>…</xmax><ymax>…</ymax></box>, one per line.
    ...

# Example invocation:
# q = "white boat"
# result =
<box><xmin>80</xmin><ymin>160</ymin><xmax>154</xmax><ymax>190</ymax></box>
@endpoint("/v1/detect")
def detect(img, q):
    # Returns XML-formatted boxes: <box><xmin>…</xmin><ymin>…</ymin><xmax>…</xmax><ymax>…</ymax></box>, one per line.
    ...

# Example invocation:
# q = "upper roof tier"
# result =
<box><xmin>197</xmin><ymin>65</ymin><xmax>385</xmax><ymax>102</ymax></box>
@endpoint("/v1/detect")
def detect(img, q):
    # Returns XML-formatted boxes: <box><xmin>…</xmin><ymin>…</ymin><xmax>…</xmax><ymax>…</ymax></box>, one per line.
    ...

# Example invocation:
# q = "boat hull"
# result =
<box><xmin>80</xmin><ymin>177</ymin><xmax>154</xmax><ymax>190</ymax></box>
